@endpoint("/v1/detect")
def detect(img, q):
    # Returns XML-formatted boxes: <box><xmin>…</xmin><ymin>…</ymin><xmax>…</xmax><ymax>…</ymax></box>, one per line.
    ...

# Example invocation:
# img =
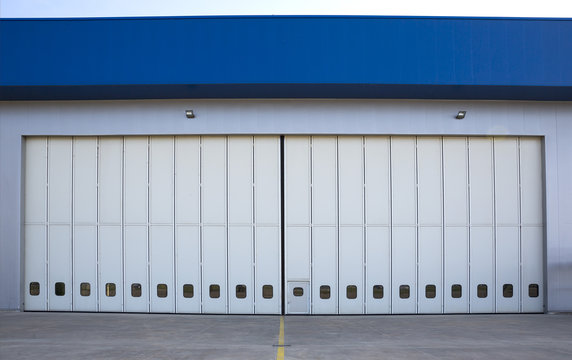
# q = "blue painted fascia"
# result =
<box><xmin>1</xmin><ymin>16</ymin><xmax>571</xmax><ymax>100</ymax></box>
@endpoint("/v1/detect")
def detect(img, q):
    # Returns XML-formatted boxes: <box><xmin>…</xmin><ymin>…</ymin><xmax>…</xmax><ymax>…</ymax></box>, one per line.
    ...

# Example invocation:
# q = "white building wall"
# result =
<box><xmin>1</xmin><ymin>99</ymin><xmax>571</xmax><ymax>311</ymax></box>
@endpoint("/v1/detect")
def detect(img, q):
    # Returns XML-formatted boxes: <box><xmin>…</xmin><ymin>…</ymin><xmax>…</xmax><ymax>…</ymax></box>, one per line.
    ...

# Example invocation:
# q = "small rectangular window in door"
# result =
<box><xmin>373</xmin><ymin>285</ymin><xmax>384</xmax><ymax>299</ymax></box>
<box><xmin>477</xmin><ymin>284</ymin><xmax>488</xmax><ymax>298</ymax></box>
<box><xmin>320</xmin><ymin>286</ymin><xmax>331</xmax><ymax>299</ymax></box>
<box><xmin>425</xmin><ymin>285</ymin><xmax>436</xmax><ymax>299</ymax></box>
<box><xmin>346</xmin><ymin>285</ymin><xmax>357</xmax><ymax>299</ymax></box>
<box><xmin>157</xmin><ymin>284</ymin><xmax>168</xmax><ymax>298</ymax></box>
<box><xmin>80</xmin><ymin>283</ymin><xmax>91</xmax><ymax>297</ymax></box>
<box><xmin>236</xmin><ymin>285</ymin><xmax>247</xmax><ymax>299</ymax></box>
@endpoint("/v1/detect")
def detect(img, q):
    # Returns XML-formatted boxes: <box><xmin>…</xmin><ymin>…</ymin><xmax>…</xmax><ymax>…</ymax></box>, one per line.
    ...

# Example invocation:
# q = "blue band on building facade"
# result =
<box><xmin>1</xmin><ymin>16</ymin><xmax>571</xmax><ymax>100</ymax></box>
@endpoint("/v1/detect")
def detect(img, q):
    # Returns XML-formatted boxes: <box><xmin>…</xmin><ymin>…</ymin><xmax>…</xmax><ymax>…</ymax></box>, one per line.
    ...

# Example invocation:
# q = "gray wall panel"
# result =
<box><xmin>1</xmin><ymin>99</ymin><xmax>571</xmax><ymax>311</ymax></box>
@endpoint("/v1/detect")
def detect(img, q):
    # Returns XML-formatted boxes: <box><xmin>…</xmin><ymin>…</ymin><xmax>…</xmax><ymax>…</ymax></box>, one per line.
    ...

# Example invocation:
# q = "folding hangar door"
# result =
<box><xmin>284</xmin><ymin>136</ymin><xmax>544</xmax><ymax>314</ymax></box>
<box><xmin>24</xmin><ymin>136</ymin><xmax>281</xmax><ymax>314</ymax></box>
<box><xmin>24</xmin><ymin>135</ymin><xmax>544</xmax><ymax>314</ymax></box>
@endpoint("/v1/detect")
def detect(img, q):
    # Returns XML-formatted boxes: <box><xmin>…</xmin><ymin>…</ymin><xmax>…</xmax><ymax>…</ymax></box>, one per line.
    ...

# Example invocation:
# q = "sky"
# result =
<box><xmin>1</xmin><ymin>0</ymin><xmax>572</xmax><ymax>18</ymax></box>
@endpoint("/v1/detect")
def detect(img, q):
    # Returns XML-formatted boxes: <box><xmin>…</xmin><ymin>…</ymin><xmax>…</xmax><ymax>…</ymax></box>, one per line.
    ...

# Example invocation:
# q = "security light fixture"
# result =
<box><xmin>185</xmin><ymin>109</ymin><xmax>195</xmax><ymax>118</ymax></box>
<box><xmin>455</xmin><ymin>111</ymin><xmax>466</xmax><ymax>120</ymax></box>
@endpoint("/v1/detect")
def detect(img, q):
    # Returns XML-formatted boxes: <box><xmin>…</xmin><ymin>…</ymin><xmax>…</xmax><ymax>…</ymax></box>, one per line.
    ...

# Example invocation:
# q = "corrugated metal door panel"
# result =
<box><xmin>311</xmin><ymin>137</ymin><xmax>337</xmax><ymax>314</ymax></box>
<box><xmin>72</xmin><ymin>138</ymin><xmax>98</xmax><ymax>312</ymax></box>
<box><xmin>149</xmin><ymin>137</ymin><xmax>175</xmax><ymax>313</ymax></box>
<box><xmin>338</xmin><ymin>137</ymin><xmax>364</xmax><ymax>314</ymax></box>
<box><xmin>174</xmin><ymin>136</ymin><xmax>201</xmax><ymax>313</ymax></box>
<box><xmin>254</xmin><ymin>137</ymin><xmax>281</xmax><ymax>315</ymax></box>
<box><xmin>520</xmin><ymin>137</ymin><xmax>544</xmax><ymax>312</ymax></box>
<box><xmin>97</xmin><ymin>138</ymin><xmax>123</xmax><ymax>312</ymax></box>
<box><xmin>468</xmin><ymin>138</ymin><xmax>495</xmax><ymax>313</ymax></box>
<box><xmin>443</xmin><ymin>138</ymin><xmax>469</xmax><ymax>313</ymax></box>
<box><xmin>228</xmin><ymin>136</ymin><xmax>254</xmax><ymax>314</ymax></box>
<box><xmin>391</xmin><ymin>137</ymin><xmax>417</xmax><ymax>314</ymax></box>
<box><xmin>24</xmin><ymin>137</ymin><xmax>48</xmax><ymax>311</ymax></box>
<box><xmin>123</xmin><ymin>137</ymin><xmax>149</xmax><ymax>313</ymax></box>
<box><xmin>364</xmin><ymin>137</ymin><xmax>391</xmax><ymax>314</ymax></box>
<box><xmin>47</xmin><ymin>138</ymin><xmax>73</xmax><ymax>311</ymax></box>
<box><xmin>201</xmin><ymin>137</ymin><xmax>227</xmax><ymax>314</ymax></box>
<box><xmin>494</xmin><ymin>138</ymin><xmax>521</xmax><ymax>313</ymax></box>
<box><xmin>417</xmin><ymin>138</ymin><xmax>443</xmax><ymax>314</ymax></box>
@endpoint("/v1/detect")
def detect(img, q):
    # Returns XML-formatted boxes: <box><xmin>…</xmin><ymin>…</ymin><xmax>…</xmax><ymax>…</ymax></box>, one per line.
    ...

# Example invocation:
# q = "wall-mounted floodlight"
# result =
<box><xmin>455</xmin><ymin>111</ymin><xmax>466</xmax><ymax>120</ymax></box>
<box><xmin>185</xmin><ymin>110</ymin><xmax>195</xmax><ymax>119</ymax></box>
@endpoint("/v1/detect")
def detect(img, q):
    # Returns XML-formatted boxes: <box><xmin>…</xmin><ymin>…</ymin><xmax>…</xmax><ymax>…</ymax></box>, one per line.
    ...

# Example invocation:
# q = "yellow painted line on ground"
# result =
<box><xmin>276</xmin><ymin>316</ymin><xmax>285</xmax><ymax>360</ymax></box>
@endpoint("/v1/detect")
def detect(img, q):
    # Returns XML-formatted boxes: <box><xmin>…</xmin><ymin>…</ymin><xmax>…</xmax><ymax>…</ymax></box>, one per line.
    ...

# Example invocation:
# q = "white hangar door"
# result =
<box><xmin>24</xmin><ymin>136</ymin><xmax>281</xmax><ymax>314</ymax></box>
<box><xmin>284</xmin><ymin>136</ymin><xmax>544</xmax><ymax>314</ymax></box>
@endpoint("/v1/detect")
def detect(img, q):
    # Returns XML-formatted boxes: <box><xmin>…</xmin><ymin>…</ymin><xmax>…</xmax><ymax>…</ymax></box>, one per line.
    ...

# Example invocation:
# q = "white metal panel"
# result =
<box><xmin>391</xmin><ymin>137</ymin><xmax>416</xmax><ymax>226</ymax></box>
<box><xmin>285</xmin><ymin>136</ymin><xmax>310</xmax><ymax>226</ymax></box>
<box><xmin>73</xmin><ymin>137</ymin><xmax>98</xmax><ymax>225</ymax></box>
<box><xmin>48</xmin><ymin>138</ymin><xmax>72</xmax><ymax>224</ymax></box>
<box><xmin>149</xmin><ymin>137</ymin><xmax>175</xmax><ymax>313</ymax></box>
<box><xmin>443</xmin><ymin>138</ymin><xmax>468</xmax><ymax>226</ymax></box>
<box><xmin>254</xmin><ymin>136</ymin><xmax>281</xmax><ymax>314</ymax></box>
<box><xmin>150</xmin><ymin>226</ymin><xmax>175</xmax><ymax>313</ymax></box>
<box><xmin>312</xmin><ymin>227</ymin><xmax>337</xmax><ymax>314</ymax></box>
<box><xmin>255</xmin><ymin>226</ymin><xmax>281</xmax><ymax>314</ymax></box>
<box><xmin>124</xmin><ymin>226</ymin><xmax>148</xmax><ymax>312</ymax></box>
<box><xmin>391</xmin><ymin>227</ymin><xmax>416</xmax><ymax>314</ymax></box>
<box><xmin>201</xmin><ymin>137</ymin><xmax>227</xmax><ymax>225</ymax></box>
<box><xmin>24</xmin><ymin>137</ymin><xmax>47</xmax><ymax>224</ymax></box>
<box><xmin>338</xmin><ymin>137</ymin><xmax>363</xmax><ymax>225</ymax></box>
<box><xmin>417</xmin><ymin>137</ymin><xmax>442</xmax><ymax>226</ymax></box>
<box><xmin>468</xmin><ymin>138</ymin><xmax>495</xmax><ymax>313</ymax></box>
<box><xmin>494</xmin><ymin>138</ymin><xmax>520</xmax><ymax>226</ymax></box>
<box><xmin>150</xmin><ymin>137</ymin><xmax>174</xmax><ymax>225</ymax></box>
<box><xmin>98</xmin><ymin>138</ymin><xmax>123</xmax><ymax>225</ymax></box>
<box><xmin>469</xmin><ymin>227</ymin><xmax>495</xmax><ymax>313</ymax></box>
<box><xmin>98</xmin><ymin>226</ymin><xmax>123</xmax><ymax>312</ymax></box>
<box><xmin>228</xmin><ymin>136</ymin><xmax>253</xmax><ymax>225</ymax></box>
<box><xmin>48</xmin><ymin>225</ymin><xmax>72</xmax><ymax>311</ymax></box>
<box><xmin>228</xmin><ymin>226</ymin><xmax>254</xmax><ymax>314</ymax></box>
<box><xmin>365</xmin><ymin>226</ymin><xmax>390</xmax><ymax>314</ymax></box>
<box><xmin>175</xmin><ymin>226</ymin><xmax>201</xmax><ymax>313</ymax></box>
<box><xmin>418</xmin><ymin>227</ymin><xmax>442</xmax><ymax>313</ymax></box>
<box><xmin>312</xmin><ymin>137</ymin><xmax>337</xmax><ymax>226</ymax></box>
<box><xmin>124</xmin><ymin>137</ymin><xmax>148</xmax><ymax>225</ymax></box>
<box><xmin>24</xmin><ymin>225</ymin><xmax>47</xmax><ymax>310</ymax></box>
<box><xmin>286</xmin><ymin>227</ymin><xmax>310</xmax><ymax>280</ymax></box>
<box><xmin>97</xmin><ymin>138</ymin><xmax>123</xmax><ymax>312</ymax></box>
<box><xmin>469</xmin><ymin>138</ymin><xmax>494</xmax><ymax>225</ymax></box>
<box><xmin>47</xmin><ymin>138</ymin><xmax>72</xmax><ymax>311</ymax></box>
<box><xmin>175</xmin><ymin>136</ymin><xmax>200</xmax><ymax>225</ymax></box>
<box><xmin>521</xmin><ymin>226</ymin><xmax>544</xmax><ymax>312</ymax></box>
<box><xmin>364</xmin><ymin>136</ymin><xmax>390</xmax><ymax>226</ymax></box>
<box><xmin>73</xmin><ymin>226</ymin><xmax>97</xmax><ymax>311</ymax></box>
<box><xmin>72</xmin><ymin>137</ymin><xmax>98</xmax><ymax>312</ymax></box>
<box><xmin>24</xmin><ymin>137</ymin><xmax>47</xmax><ymax>311</ymax></box>
<box><xmin>202</xmin><ymin>226</ymin><xmax>227</xmax><ymax>313</ymax></box>
<box><xmin>123</xmin><ymin>137</ymin><xmax>149</xmax><ymax>313</ymax></box>
<box><xmin>444</xmin><ymin>227</ymin><xmax>468</xmax><ymax>313</ymax></box>
<box><xmin>339</xmin><ymin>226</ymin><xmax>364</xmax><ymax>314</ymax></box>
<box><xmin>254</xmin><ymin>136</ymin><xmax>280</xmax><ymax>226</ymax></box>
<box><xmin>520</xmin><ymin>138</ymin><xmax>543</xmax><ymax>226</ymax></box>
<box><xmin>174</xmin><ymin>136</ymin><xmax>201</xmax><ymax>313</ymax></box>
<box><xmin>496</xmin><ymin>226</ymin><xmax>520</xmax><ymax>313</ymax></box>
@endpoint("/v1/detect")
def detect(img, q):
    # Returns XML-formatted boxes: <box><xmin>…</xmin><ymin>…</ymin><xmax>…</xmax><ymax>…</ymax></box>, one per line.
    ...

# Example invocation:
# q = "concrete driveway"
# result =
<box><xmin>1</xmin><ymin>312</ymin><xmax>572</xmax><ymax>359</ymax></box>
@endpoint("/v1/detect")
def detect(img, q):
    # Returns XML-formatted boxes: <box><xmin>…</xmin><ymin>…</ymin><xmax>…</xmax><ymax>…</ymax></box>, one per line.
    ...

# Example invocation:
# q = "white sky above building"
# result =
<box><xmin>1</xmin><ymin>0</ymin><xmax>571</xmax><ymax>18</ymax></box>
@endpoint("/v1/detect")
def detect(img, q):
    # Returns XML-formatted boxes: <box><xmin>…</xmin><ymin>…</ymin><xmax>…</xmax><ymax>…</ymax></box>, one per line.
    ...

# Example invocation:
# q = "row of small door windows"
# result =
<box><xmin>29</xmin><ymin>282</ymin><xmax>275</xmax><ymax>299</ymax></box>
<box><xmin>294</xmin><ymin>283</ymin><xmax>540</xmax><ymax>299</ymax></box>
<box><xmin>29</xmin><ymin>282</ymin><xmax>540</xmax><ymax>299</ymax></box>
